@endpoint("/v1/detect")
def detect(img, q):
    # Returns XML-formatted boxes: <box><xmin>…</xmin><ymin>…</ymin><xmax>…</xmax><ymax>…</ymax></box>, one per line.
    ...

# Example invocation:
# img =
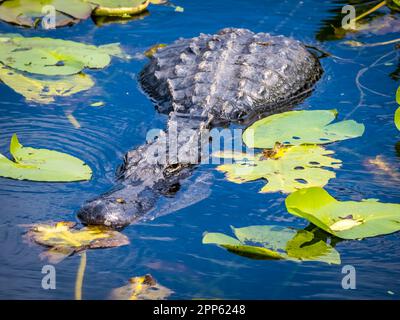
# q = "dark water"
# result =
<box><xmin>0</xmin><ymin>0</ymin><xmax>400</xmax><ymax>299</ymax></box>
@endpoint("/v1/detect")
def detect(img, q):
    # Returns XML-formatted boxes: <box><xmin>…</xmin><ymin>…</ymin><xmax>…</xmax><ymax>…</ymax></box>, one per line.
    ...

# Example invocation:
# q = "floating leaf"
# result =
<box><xmin>285</xmin><ymin>187</ymin><xmax>400</xmax><ymax>239</ymax></box>
<box><xmin>92</xmin><ymin>8</ymin><xmax>149</xmax><ymax>26</ymax></box>
<box><xmin>0</xmin><ymin>0</ymin><xmax>93</xmax><ymax>28</ymax></box>
<box><xmin>90</xmin><ymin>101</ymin><xmax>104</xmax><ymax>107</ymax></box>
<box><xmin>144</xmin><ymin>43</ymin><xmax>167</xmax><ymax>58</ymax></box>
<box><xmin>25</xmin><ymin>221</ymin><xmax>129</xmax><ymax>263</ymax></box>
<box><xmin>242</xmin><ymin>110</ymin><xmax>365</xmax><ymax>149</ymax></box>
<box><xmin>203</xmin><ymin>225</ymin><xmax>340</xmax><ymax>264</ymax></box>
<box><xmin>0</xmin><ymin>64</ymin><xmax>94</xmax><ymax>103</ymax></box>
<box><xmin>110</xmin><ymin>274</ymin><xmax>173</xmax><ymax>300</ymax></box>
<box><xmin>215</xmin><ymin>145</ymin><xmax>341</xmax><ymax>193</ymax></box>
<box><xmin>396</xmin><ymin>107</ymin><xmax>400</xmax><ymax>131</ymax></box>
<box><xmin>397</xmin><ymin>86</ymin><xmax>400</xmax><ymax>104</ymax></box>
<box><xmin>174</xmin><ymin>6</ymin><xmax>184</xmax><ymax>12</ymax></box>
<box><xmin>0</xmin><ymin>34</ymin><xmax>122</xmax><ymax>75</ymax></box>
<box><xmin>89</xmin><ymin>0</ymin><xmax>149</xmax><ymax>16</ymax></box>
<box><xmin>0</xmin><ymin>134</ymin><xmax>92</xmax><ymax>182</ymax></box>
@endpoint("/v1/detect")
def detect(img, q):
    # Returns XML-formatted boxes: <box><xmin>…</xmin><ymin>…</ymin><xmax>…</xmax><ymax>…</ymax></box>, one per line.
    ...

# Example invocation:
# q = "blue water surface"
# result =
<box><xmin>0</xmin><ymin>0</ymin><xmax>400</xmax><ymax>299</ymax></box>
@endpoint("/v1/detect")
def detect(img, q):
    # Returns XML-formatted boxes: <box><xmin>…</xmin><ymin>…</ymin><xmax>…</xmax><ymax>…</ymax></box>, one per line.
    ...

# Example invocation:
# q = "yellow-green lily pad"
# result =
<box><xmin>242</xmin><ymin>110</ymin><xmax>365</xmax><ymax>149</ymax></box>
<box><xmin>0</xmin><ymin>134</ymin><xmax>92</xmax><ymax>182</ymax></box>
<box><xmin>203</xmin><ymin>225</ymin><xmax>340</xmax><ymax>264</ymax></box>
<box><xmin>395</xmin><ymin>107</ymin><xmax>400</xmax><ymax>131</ymax></box>
<box><xmin>88</xmin><ymin>0</ymin><xmax>149</xmax><ymax>16</ymax></box>
<box><xmin>286</xmin><ymin>187</ymin><xmax>400</xmax><ymax>239</ymax></box>
<box><xmin>0</xmin><ymin>64</ymin><xmax>94</xmax><ymax>104</ymax></box>
<box><xmin>25</xmin><ymin>221</ymin><xmax>129</xmax><ymax>263</ymax></box>
<box><xmin>214</xmin><ymin>144</ymin><xmax>341</xmax><ymax>193</ymax></box>
<box><xmin>110</xmin><ymin>274</ymin><xmax>173</xmax><ymax>300</ymax></box>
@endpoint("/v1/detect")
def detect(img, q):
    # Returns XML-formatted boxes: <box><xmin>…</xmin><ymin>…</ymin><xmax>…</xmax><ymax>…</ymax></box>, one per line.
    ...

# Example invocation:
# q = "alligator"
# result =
<box><xmin>77</xmin><ymin>28</ymin><xmax>323</xmax><ymax>228</ymax></box>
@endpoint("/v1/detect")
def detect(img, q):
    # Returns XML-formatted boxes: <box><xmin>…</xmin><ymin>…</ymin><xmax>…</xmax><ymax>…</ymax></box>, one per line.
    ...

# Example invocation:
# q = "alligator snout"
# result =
<box><xmin>77</xmin><ymin>183</ymin><xmax>158</xmax><ymax>228</ymax></box>
<box><xmin>77</xmin><ymin>197</ymin><xmax>133</xmax><ymax>228</ymax></box>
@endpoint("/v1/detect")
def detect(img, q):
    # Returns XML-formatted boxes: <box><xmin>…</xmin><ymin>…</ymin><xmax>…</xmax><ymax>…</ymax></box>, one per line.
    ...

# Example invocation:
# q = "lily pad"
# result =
<box><xmin>0</xmin><ymin>134</ymin><xmax>92</xmax><ymax>182</ymax></box>
<box><xmin>396</xmin><ymin>107</ymin><xmax>400</xmax><ymax>131</ymax></box>
<box><xmin>0</xmin><ymin>34</ymin><xmax>122</xmax><ymax>75</ymax></box>
<box><xmin>0</xmin><ymin>64</ymin><xmax>94</xmax><ymax>103</ymax></box>
<box><xmin>397</xmin><ymin>86</ymin><xmax>400</xmax><ymax>104</ymax></box>
<box><xmin>215</xmin><ymin>145</ymin><xmax>341</xmax><ymax>193</ymax></box>
<box><xmin>285</xmin><ymin>187</ymin><xmax>400</xmax><ymax>239</ymax></box>
<box><xmin>203</xmin><ymin>225</ymin><xmax>340</xmax><ymax>264</ymax></box>
<box><xmin>0</xmin><ymin>0</ymin><xmax>93</xmax><ymax>28</ymax></box>
<box><xmin>242</xmin><ymin>110</ymin><xmax>365</xmax><ymax>149</ymax></box>
<box><xmin>25</xmin><ymin>221</ymin><xmax>129</xmax><ymax>263</ymax></box>
<box><xmin>88</xmin><ymin>0</ymin><xmax>149</xmax><ymax>16</ymax></box>
<box><xmin>110</xmin><ymin>274</ymin><xmax>173</xmax><ymax>300</ymax></box>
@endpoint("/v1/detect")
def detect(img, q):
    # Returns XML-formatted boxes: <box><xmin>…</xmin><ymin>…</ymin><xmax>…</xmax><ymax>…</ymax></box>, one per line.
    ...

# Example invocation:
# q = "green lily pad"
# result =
<box><xmin>396</xmin><ymin>86</ymin><xmax>400</xmax><ymax>105</ymax></box>
<box><xmin>0</xmin><ymin>64</ymin><xmax>94</xmax><ymax>103</ymax></box>
<box><xmin>285</xmin><ymin>187</ymin><xmax>400</xmax><ymax>239</ymax></box>
<box><xmin>0</xmin><ymin>0</ymin><xmax>93</xmax><ymax>28</ymax></box>
<box><xmin>242</xmin><ymin>110</ymin><xmax>365</xmax><ymax>149</ymax></box>
<box><xmin>0</xmin><ymin>34</ymin><xmax>122</xmax><ymax>75</ymax></box>
<box><xmin>88</xmin><ymin>0</ymin><xmax>149</xmax><ymax>16</ymax></box>
<box><xmin>395</xmin><ymin>107</ymin><xmax>400</xmax><ymax>131</ymax></box>
<box><xmin>214</xmin><ymin>145</ymin><xmax>341</xmax><ymax>193</ymax></box>
<box><xmin>0</xmin><ymin>134</ymin><xmax>92</xmax><ymax>182</ymax></box>
<box><xmin>203</xmin><ymin>225</ymin><xmax>341</xmax><ymax>264</ymax></box>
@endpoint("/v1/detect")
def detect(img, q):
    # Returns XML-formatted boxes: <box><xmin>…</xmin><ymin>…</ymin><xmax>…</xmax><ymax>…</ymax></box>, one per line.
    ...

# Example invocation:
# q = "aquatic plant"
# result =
<box><xmin>202</xmin><ymin>225</ymin><xmax>340</xmax><ymax>264</ymax></box>
<box><xmin>0</xmin><ymin>134</ymin><xmax>92</xmax><ymax>182</ymax></box>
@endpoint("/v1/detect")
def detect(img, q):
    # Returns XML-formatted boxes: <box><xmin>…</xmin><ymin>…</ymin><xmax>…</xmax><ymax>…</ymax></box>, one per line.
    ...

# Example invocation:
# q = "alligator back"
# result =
<box><xmin>140</xmin><ymin>28</ymin><xmax>323</xmax><ymax>125</ymax></box>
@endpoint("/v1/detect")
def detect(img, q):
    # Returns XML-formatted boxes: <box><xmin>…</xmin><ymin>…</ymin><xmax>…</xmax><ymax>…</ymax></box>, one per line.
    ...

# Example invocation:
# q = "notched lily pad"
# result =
<box><xmin>0</xmin><ymin>134</ymin><xmax>92</xmax><ymax>182</ymax></box>
<box><xmin>202</xmin><ymin>225</ymin><xmax>340</xmax><ymax>264</ymax></box>
<box><xmin>286</xmin><ymin>187</ymin><xmax>400</xmax><ymax>239</ymax></box>
<box><xmin>214</xmin><ymin>144</ymin><xmax>342</xmax><ymax>193</ymax></box>
<box><xmin>242</xmin><ymin>110</ymin><xmax>365</xmax><ymax>149</ymax></box>
<box><xmin>25</xmin><ymin>221</ymin><xmax>129</xmax><ymax>263</ymax></box>
<box><xmin>110</xmin><ymin>274</ymin><xmax>173</xmax><ymax>300</ymax></box>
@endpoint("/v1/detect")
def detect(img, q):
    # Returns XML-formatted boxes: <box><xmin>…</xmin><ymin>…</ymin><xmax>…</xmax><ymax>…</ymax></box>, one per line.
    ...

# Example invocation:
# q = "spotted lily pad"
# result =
<box><xmin>0</xmin><ymin>34</ymin><xmax>123</xmax><ymax>75</ymax></box>
<box><xmin>0</xmin><ymin>0</ymin><xmax>93</xmax><ymax>27</ymax></box>
<box><xmin>214</xmin><ymin>145</ymin><xmax>341</xmax><ymax>193</ymax></box>
<box><xmin>88</xmin><ymin>0</ymin><xmax>149</xmax><ymax>16</ymax></box>
<box><xmin>25</xmin><ymin>221</ymin><xmax>129</xmax><ymax>263</ymax></box>
<box><xmin>110</xmin><ymin>274</ymin><xmax>173</xmax><ymax>300</ymax></box>
<box><xmin>0</xmin><ymin>134</ymin><xmax>92</xmax><ymax>182</ymax></box>
<box><xmin>0</xmin><ymin>64</ymin><xmax>94</xmax><ymax>103</ymax></box>
<box><xmin>242</xmin><ymin>110</ymin><xmax>365</xmax><ymax>149</ymax></box>
<box><xmin>285</xmin><ymin>187</ymin><xmax>400</xmax><ymax>239</ymax></box>
<box><xmin>203</xmin><ymin>225</ymin><xmax>340</xmax><ymax>264</ymax></box>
